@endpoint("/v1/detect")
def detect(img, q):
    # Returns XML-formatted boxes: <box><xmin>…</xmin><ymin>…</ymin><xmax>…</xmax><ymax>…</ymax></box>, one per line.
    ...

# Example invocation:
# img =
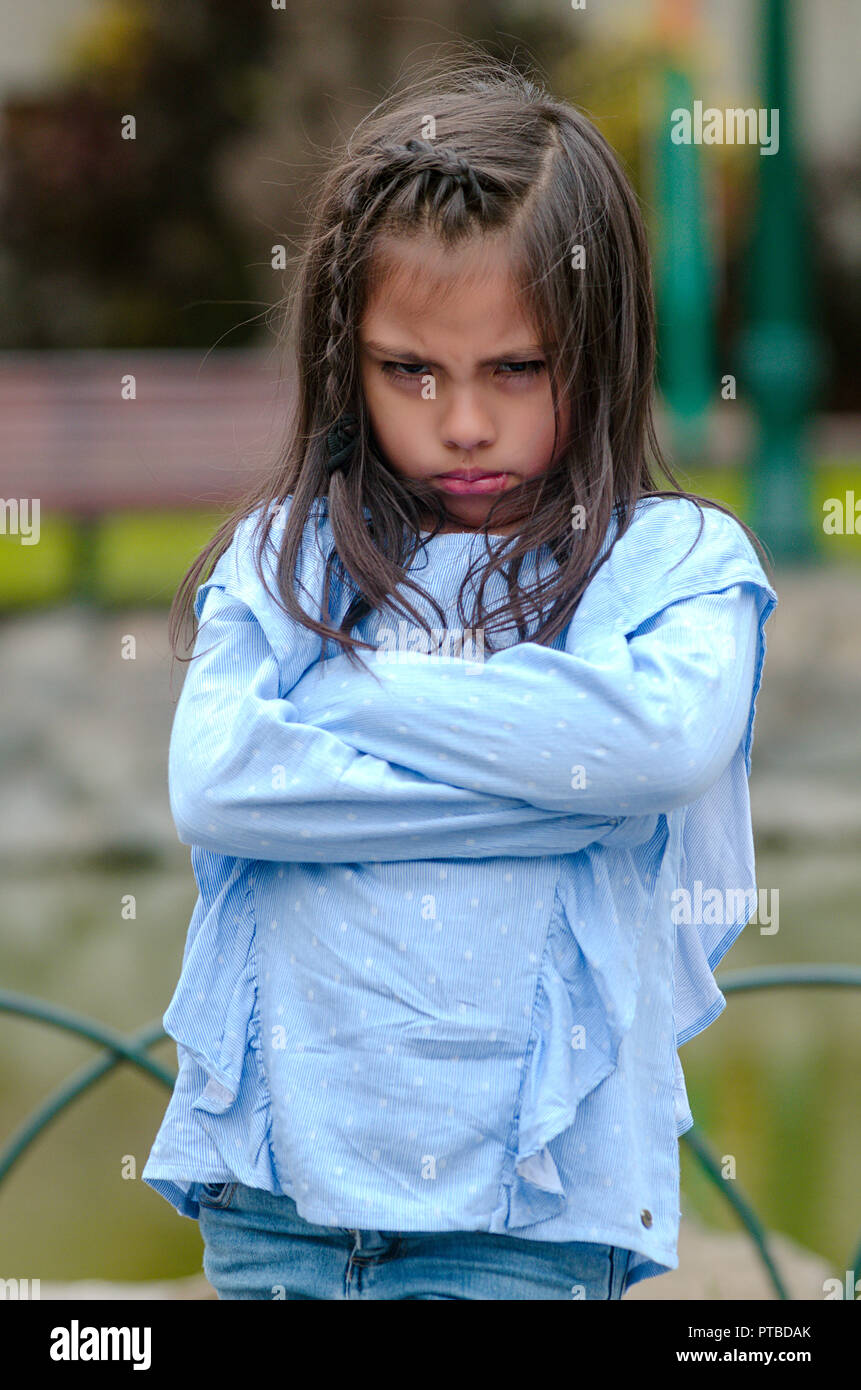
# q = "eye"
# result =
<box><xmin>380</xmin><ymin>359</ymin><xmax>546</xmax><ymax>380</ymax></box>
<box><xmin>381</xmin><ymin>361</ymin><xmax>426</xmax><ymax>378</ymax></box>
<box><xmin>496</xmin><ymin>360</ymin><xmax>545</xmax><ymax>377</ymax></box>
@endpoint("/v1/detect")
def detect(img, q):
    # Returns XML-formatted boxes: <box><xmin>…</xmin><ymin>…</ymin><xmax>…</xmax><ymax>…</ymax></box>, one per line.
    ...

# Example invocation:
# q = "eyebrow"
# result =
<box><xmin>362</xmin><ymin>339</ymin><xmax>545</xmax><ymax>368</ymax></box>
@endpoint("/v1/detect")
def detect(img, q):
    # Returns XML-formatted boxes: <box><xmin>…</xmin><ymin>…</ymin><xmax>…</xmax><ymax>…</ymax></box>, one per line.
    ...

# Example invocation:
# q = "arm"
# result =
<box><xmin>298</xmin><ymin>583</ymin><xmax>765</xmax><ymax>816</ymax></box>
<box><xmin>169</xmin><ymin>582</ymin><xmax>660</xmax><ymax>862</ymax></box>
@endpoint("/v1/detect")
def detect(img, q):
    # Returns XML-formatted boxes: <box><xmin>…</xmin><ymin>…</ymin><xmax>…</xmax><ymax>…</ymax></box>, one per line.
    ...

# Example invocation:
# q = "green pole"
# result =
<box><xmin>653</xmin><ymin>61</ymin><xmax>715</xmax><ymax>466</ymax></box>
<box><xmin>735</xmin><ymin>0</ymin><xmax>826</xmax><ymax>560</ymax></box>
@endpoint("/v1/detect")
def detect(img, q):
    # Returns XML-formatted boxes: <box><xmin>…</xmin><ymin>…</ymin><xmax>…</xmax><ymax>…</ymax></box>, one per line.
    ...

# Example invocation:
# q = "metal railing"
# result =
<box><xmin>1</xmin><ymin>964</ymin><xmax>859</xmax><ymax>1299</ymax></box>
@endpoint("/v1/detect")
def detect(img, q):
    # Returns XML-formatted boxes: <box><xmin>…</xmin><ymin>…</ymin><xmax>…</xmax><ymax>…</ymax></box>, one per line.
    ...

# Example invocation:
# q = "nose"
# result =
<box><xmin>440</xmin><ymin>387</ymin><xmax>496</xmax><ymax>453</ymax></box>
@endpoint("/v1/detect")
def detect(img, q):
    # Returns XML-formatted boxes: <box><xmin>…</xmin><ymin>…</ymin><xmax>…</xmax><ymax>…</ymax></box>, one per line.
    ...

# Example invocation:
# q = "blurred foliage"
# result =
<box><xmin>551</xmin><ymin>26</ymin><xmax>663</xmax><ymax>196</ymax></box>
<box><xmin>0</xmin><ymin>0</ymin><xmax>856</xmax><ymax>409</ymax></box>
<box><xmin>59</xmin><ymin>0</ymin><xmax>156</xmax><ymax>92</ymax></box>
<box><xmin>0</xmin><ymin>0</ymin><xmax>586</xmax><ymax>350</ymax></box>
<box><xmin>1</xmin><ymin>461</ymin><xmax>859</xmax><ymax>612</ymax></box>
<box><xmin>550</xmin><ymin>29</ymin><xmax>858</xmax><ymax>415</ymax></box>
<box><xmin>0</xmin><ymin>0</ymin><xmax>276</xmax><ymax>347</ymax></box>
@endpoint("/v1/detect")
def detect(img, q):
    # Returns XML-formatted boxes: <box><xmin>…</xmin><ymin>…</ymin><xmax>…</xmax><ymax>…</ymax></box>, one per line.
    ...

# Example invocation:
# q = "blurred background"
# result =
<box><xmin>0</xmin><ymin>0</ymin><xmax>859</xmax><ymax>1298</ymax></box>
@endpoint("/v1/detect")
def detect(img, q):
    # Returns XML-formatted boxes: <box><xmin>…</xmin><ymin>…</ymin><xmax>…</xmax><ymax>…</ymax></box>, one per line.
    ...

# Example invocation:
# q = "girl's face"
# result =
<box><xmin>358</xmin><ymin>232</ymin><xmax>568</xmax><ymax>534</ymax></box>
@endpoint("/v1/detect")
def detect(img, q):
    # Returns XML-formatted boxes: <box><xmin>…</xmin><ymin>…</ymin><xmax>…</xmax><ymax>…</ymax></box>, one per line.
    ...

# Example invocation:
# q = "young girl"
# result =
<box><xmin>142</xmin><ymin>55</ymin><xmax>778</xmax><ymax>1300</ymax></box>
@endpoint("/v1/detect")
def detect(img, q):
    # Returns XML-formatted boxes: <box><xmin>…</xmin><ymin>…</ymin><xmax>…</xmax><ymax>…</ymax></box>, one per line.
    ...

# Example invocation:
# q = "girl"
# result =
<box><xmin>143</xmin><ymin>54</ymin><xmax>777</xmax><ymax>1300</ymax></box>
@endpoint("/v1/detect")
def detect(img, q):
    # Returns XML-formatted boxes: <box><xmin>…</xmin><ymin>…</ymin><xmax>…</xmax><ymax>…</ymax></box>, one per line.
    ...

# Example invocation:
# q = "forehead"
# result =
<box><xmin>361</xmin><ymin>231</ymin><xmax>538</xmax><ymax>344</ymax></box>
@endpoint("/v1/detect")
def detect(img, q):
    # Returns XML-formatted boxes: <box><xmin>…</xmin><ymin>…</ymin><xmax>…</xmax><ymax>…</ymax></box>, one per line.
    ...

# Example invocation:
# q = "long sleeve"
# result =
<box><xmin>300</xmin><ymin>584</ymin><xmax>762</xmax><ymax>817</ymax></box>
<box><xmin>169</xmin><ymin>580</ymin><xmax>660</xmax><ymax>863</ymax></box>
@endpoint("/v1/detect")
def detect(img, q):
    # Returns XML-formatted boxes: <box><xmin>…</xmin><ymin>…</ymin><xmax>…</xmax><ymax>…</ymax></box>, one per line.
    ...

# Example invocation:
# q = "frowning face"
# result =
<box><xmin>359</xmin><ymin>232</ymin><xmax>568</xmax><ymax>535</ymax></box>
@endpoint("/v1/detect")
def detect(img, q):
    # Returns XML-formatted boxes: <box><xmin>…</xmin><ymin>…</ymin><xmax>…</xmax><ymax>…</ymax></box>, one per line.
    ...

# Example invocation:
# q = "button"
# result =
<box><xmin>640</xmin><ymin>1208</ymin><xmax>653</xmax><ymax>1228</ymax></box>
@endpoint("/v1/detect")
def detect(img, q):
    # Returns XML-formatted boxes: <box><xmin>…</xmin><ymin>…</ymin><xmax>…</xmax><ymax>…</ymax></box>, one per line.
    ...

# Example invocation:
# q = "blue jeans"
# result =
<box><xmin>193</xmin><ymin>1181</ymin><xmax>633</xmax><ymax>1300</ymax></box>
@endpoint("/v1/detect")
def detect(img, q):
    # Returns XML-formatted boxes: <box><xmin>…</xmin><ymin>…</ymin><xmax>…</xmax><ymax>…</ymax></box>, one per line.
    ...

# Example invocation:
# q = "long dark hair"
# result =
<box><xmin>168</xmin><ymin>47</ymin><xmax>772</xmax><ymax>671</ymax></box>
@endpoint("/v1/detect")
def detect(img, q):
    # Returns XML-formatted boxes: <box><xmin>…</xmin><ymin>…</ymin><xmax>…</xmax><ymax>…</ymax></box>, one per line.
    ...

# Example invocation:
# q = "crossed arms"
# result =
<box><xmin>169</xmin><ymin>573</ymin><xmax>760</xmax><ymax>863</ymax></box>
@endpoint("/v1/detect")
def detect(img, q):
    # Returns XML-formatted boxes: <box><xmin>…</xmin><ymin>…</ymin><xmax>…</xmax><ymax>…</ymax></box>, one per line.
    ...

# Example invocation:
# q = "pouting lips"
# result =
<box><xmin>435</xmin><ymin>473</ymin><xmax>509</xmax><ymax>493</ymax></box>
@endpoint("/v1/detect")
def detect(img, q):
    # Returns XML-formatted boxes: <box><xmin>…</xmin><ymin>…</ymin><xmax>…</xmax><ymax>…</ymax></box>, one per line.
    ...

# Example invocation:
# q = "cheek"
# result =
<box><xmin>518</xmin><ymin>392</ymin><xmax>562</xmax><ymax>468</ymax></box>
<box><xmin>367</xmin><ymin>384</ymin><xmax>407</xmax><ymax>438</ymax></box>
<box><xmin>363</xmin><ymin>377</ymin><xmax>423</xmax><ymax>467</ymax></box>
<box><xmin>361</xmin><ymin>367</ymin><xmax>390</xmax><ymax>432</ymax></box>
<box><xmin>360</xmin><ymin>361</ymin><xmax>381</xmax><ymax>415</ymax></box>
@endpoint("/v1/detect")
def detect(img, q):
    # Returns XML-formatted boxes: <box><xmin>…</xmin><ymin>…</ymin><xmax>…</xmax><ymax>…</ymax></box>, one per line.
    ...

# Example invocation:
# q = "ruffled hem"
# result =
<box><xmin>160</xmin><ymin>868</ymin><xmax>275</xmax><ymax>1178</ymax></box>
<box><xmin>163</xmin><ymin>872</ymin><xmax>254</xmax><ymax>1088</ymax></box>
<box><xmin>504</xmin><ymin>823</ymin><xmax>670</xmax><ymax>1229</ymax></box>
<box><xmin>189</xmin><ymin>1007</ymin><xmax>274</xmax><ymax>1178</ymax></box>
<box><xmin>574</xmin><ymin>500</ymin><xmax>779</xmax><ymax>1057</ymax></box>
<box><xmin>142</xmin><ymin>1036</ymin><xmax>280</xmax><ymax>1216</ymax></box>
<box><xmin>673</xmin><ymin>757</ymin><xmax>768</xmax><ymax>1050</ymax></box>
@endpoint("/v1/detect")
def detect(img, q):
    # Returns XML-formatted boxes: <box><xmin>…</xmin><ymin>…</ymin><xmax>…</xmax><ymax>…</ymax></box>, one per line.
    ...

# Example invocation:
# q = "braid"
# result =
<box><xmin>322</xmin><ymin>168</ymin><xmax>404</xmax><ymax>419</ymax></box>
<box><xmin>322</xmin><ymin>138</ymin><xmax>494</xmax><ymax>433</ymax></box>
<box><xmin>385</xmin><ymin>138</ymin><xmax>489</xmax><ymax>214</ymax></box>
<box><xmin>322</xmin><ymin>180</ymin><xmax>365</xmax><ymax>418</ymax></box>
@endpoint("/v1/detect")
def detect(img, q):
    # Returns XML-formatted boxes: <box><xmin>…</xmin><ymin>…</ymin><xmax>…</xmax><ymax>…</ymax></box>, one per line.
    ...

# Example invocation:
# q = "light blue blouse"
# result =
<box><xmin>142</xmin><ymin>493</ymin><xmax>777</xmax><ymax>1291</ymax></box>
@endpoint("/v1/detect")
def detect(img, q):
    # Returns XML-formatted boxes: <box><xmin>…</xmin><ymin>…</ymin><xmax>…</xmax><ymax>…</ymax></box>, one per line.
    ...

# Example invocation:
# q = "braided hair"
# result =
<box><xmin>310</xmin><ymin>132</ymin><xmax>520</xmax><ymax>639</ymax></box>
<box><xmin>169</xmin><ymin>52</ymin><xmax>771</xmax><ymax>677</ymax></box>
<box><xmin>320</xmin><ymin>136</ymin><xmax>503</xmax><ymax>471</ymax></box>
